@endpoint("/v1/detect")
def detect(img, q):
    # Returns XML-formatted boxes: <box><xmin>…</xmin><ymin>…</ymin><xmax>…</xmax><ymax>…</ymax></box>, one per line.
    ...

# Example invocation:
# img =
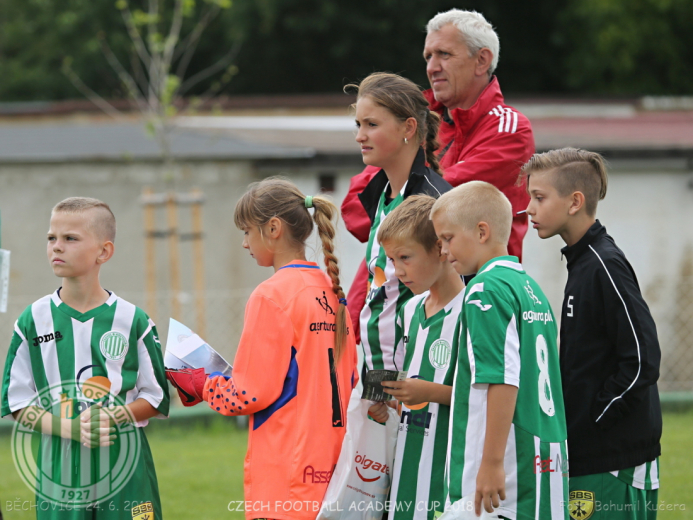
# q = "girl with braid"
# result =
<box><xmin>200</xmin><ymin>178</ymin><xmax>358</xmax><ymax>520</ymax></box>
<box><xmin>346</xmin><ymin>73</ymin><xmax>452</xmax><ymax>377</ymax></box>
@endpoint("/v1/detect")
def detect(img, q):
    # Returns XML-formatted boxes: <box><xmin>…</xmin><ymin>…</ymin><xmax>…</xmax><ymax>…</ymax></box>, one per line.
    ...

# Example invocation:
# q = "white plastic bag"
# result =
<box><xmin>319</xmin><ymin>389</ymin><xmax>399</xmax><ymax>520</ymax></box>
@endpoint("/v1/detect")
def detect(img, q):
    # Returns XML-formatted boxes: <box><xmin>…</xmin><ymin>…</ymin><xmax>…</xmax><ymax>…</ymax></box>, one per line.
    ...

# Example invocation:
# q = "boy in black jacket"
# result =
<box><xmin>523</xmin><ymin>148</ymin><xmax>661</xmax><ymax>519</ymax></box>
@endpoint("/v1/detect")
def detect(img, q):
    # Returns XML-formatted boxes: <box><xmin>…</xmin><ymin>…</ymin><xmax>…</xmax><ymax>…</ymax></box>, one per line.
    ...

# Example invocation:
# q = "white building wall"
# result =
<box><xmin>0</xmin><ymin>159</ymin><xmax>365</xmax><ymax>370</ymax></box>
<box><xmin>522</xmin><ymin>160</ymin><xmax>693</xmax><ymax>390</ymax></box>
<box><xmin>1</xmin><ymin>158</ymin><xmax>691</xmax><ymax>391</ymax></box>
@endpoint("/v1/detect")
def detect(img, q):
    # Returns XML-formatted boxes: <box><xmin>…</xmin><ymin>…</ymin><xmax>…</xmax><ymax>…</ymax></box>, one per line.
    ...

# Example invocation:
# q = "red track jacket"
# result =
<box><xmin>342</xmin><ymin>77</ymin><xmax>535</xmax><ymax>343</ymax></box>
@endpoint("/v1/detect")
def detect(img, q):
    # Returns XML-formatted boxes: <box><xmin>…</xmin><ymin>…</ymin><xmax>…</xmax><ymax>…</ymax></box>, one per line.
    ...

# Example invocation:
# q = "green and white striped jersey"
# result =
<box><xmin>611</xmin><ymin>458</ymin><xmax>659</xmax><ymax>490</ymax></box>
<box><xmin>390</xmin><ymin>289</ymin><xmax>464</xmax><ymax>520</ymax></box>
<box><xmin>360</xmin><ymin>184</ymin><xmax>413</xmax><ymax>372</ymax></box>
<box><xmin>1</xmin><ymin>289</ymin><xmax>169</xmax><ymax>422</ymax></box>
<box><xmin>446</xmin><ymin>257</ymin><xmax>568</xmax><ymax>520</ymax></box>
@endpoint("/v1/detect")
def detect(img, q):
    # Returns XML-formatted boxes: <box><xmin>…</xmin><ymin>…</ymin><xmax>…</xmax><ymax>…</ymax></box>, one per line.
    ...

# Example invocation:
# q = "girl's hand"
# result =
<box><xmin>368</xmin><ymin>402</ymin><xmax>391</xmax><ymax>423</ymax></box>
<box><xmin>381</xmin><ymin>378</ymin><xmax>431</xmax><ymax>407</ymax></box>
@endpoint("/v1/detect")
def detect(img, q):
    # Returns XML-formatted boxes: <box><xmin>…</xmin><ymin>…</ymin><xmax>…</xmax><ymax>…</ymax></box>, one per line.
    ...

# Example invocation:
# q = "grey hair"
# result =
<box><xmin>426</xmin><ymin>9</ymin><xmax>500</xmax><ymax>76</ymax></box>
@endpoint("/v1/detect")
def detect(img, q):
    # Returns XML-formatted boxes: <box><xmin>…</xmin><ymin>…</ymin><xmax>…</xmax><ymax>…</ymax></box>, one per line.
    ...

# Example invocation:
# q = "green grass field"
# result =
<box><xmin>1</xmin><ymin>412</ymin><xmax>691</xmax><ymax>519</ymax></box>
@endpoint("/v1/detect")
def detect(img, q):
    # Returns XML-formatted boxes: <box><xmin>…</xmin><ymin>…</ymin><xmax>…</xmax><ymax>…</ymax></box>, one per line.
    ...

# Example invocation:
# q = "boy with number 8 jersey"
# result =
<box><xmin>431</xmin><ymin>182</ymin><xmax>568</xmax><ymax>520</ymax></box>
<box><xmin>367</xmin><ymin>195</ymin><xmax>465</xmax><ymax>520</ymax></box>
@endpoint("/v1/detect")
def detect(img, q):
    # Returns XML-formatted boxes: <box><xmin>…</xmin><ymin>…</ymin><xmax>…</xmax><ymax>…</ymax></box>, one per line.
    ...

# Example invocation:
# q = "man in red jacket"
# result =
<box><xmin>342</xmin><ymin>9</ymin><xmax>535</xmax><ymax>342</ymax></box>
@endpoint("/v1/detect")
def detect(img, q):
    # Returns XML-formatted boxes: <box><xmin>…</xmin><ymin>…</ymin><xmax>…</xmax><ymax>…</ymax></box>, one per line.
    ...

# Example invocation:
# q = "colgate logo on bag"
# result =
<box><xmin>354</xmin><ymin>451</ymin><xmax>390</xmax><ymax>482</ymax></box>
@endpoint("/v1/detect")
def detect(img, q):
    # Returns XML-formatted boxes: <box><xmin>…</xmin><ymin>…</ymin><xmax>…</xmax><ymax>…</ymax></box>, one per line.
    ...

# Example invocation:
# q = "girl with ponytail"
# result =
<box><xmin>344</xmin><ymin>72</ymin><xmax>453</xmax><ymax>376</ymax></box>
<box><xmin>201</xmin><ymin>177</ymin><xmax>357</xmax><ymax>520</ymax></box>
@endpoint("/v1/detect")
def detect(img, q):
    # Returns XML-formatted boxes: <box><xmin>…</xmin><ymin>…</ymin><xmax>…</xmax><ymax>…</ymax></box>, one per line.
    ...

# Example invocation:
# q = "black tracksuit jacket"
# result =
<box><xmin>560</xmin><ymin>221</ymin><xmax>662</xmax><ymax>477</ymax></box>
<box><xmin>357</xmin><ymin>147</ymin><xmax>452</xmax><ymax>222</ymax></box>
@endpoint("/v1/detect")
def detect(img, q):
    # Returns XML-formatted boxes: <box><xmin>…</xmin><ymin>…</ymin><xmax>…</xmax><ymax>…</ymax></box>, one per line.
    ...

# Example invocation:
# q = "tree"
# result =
<box><xmin>60</xmin><ymin>0</ymin><xmax>238</xmax><ymax>170</ymax></box>
<box><xmin>560</xmin><ymin>0</ymin><xmax>693</xmax><ymax>95</ymax></box>
<box><xmin>0</xmin><ymin>0</ymin><xmax>125</xmax><ymax>101</ymax></box>
<box><xmin>210</xmin><ymin>0</ymin><xmax>568</xmax><ymax>96</ymax></box>
<box><xmin>0</xmin><ymin>0</ymin><xmax>570</xmax><ymax>100</ymax></box>
<box><xmin>2</xmin><ymin>0</ymin><xmax>691</xmax><ymax>99</ymax></box>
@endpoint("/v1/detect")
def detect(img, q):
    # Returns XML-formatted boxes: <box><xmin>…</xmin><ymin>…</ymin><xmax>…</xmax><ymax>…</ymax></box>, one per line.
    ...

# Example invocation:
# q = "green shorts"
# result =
<box><xmin>569</xmin><ymin>472</ymin><xmax>658</xmax><ymax>520</ymax></box>
<box><xmin>35</xmin><ymin>427</ymin><xmax>162</xmax><ymax>520</ymax></box>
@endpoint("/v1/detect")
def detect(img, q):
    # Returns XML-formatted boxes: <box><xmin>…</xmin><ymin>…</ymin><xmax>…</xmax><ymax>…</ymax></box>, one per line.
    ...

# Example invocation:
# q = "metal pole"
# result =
<box><xmin>142</xmin><ymin>188</ymin><xmax>157</xmax><ymax>321</ymax></box>
<box><xmin>167</xmin><ymin>192</ymin><xmax>181</xmax><ymax>320</ymax></box>
<box><xmin>190</xmin><ymin>188</ymin><xmax>206</xmax><ymax>338</ymax></box>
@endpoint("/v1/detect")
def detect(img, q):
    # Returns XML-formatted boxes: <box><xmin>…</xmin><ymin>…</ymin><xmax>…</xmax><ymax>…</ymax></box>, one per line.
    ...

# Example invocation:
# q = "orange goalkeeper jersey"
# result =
<box><xmin>204</xmin><ymin>261</ymin><xmax>358</xmax><ymax>520</ymax></box>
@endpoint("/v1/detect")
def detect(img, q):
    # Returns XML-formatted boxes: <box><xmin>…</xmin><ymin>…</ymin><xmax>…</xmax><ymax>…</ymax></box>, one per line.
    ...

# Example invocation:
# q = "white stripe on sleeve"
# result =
<box><xmin>131</xmin><ymin>319</ymin><xmax>166</xmax><ymax>424</ymax></box>
<box><xmin>5</xmin><ymin>324</ymin><xmax>38</xmax><ymax>416</ymax></box>
<box><xmin>504</xmin><ymin>315</ymin><xmax>521</xmax><ymax>387</ymax></box>
<box><xmin>589</xmin><ymin>246</ymin><xmax>642</xmax><ymax>423</ymax></box>
<box><xmin>466</xmin><ymin>330</ymin><xmax>477</xmax><ymax>383</ymax></box>
<box><xmin>504</xmin><ymin>108</ymin><xmax>512</xmax><ymax>133</ymax></box>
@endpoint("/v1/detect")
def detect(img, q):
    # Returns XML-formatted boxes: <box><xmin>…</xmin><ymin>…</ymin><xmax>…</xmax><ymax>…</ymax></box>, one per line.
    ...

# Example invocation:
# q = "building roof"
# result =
<box><xmin>178</xmin><ymin>108</ymin><xmax>693</xmax><ymax>159</ymax></box>
<box><xmin>0</xmin><ymin>120</ymin><xmax>314</xmax><ymax>163</ymax></box>
<box><xmin>1</xmin><ymin>100</ymin><xmax>691</xmax><ymax>164</ymax></box>
<box><xmin>529</xmin><ymin>111</ymin><xmax>693</xmax><ymax>156</ymax></box>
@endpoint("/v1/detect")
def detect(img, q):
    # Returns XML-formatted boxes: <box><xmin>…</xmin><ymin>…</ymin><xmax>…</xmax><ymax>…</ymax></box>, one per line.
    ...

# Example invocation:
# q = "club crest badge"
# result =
<box><xmin>429</xmin><ymin>339</ymin><xmax>451</xmax><ymax>370</ymax></box>
<box><xmin>569</xmin><ymin>490</ymin><xmax>595</xmax><ymax>520</ymax></box>
<box><xmin>100</xmin><ymin>331</ymin><xmax>129</xmax><ymax>361</ymax></box>
<box><xmin>131</xmin><ymin>501</ymin><xmax>154</xmax><ymax>519</ymax></box>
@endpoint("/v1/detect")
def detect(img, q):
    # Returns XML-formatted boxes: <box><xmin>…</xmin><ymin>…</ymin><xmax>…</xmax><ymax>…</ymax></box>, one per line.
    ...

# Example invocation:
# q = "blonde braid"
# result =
<box><xmin>311</xmin><ymin>195</ymin><xmax>348</xmax><ymax>363</ymax></box>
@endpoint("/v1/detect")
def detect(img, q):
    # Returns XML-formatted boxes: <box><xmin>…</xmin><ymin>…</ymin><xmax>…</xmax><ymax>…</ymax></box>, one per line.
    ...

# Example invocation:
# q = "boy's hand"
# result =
<box><xmin>475</xmin><ymin>459</ymin><xmax>506</xmax><ymax>515</ymax></box>
<box><xmin>79</xmin><ymin>403</ymin><xmax>117</xmax><ymax>448</ymax></box>
<box><xmin>368</xmin><ymin>402</ymin><xmax>391</xmax><ymax>423</ymax></box>
<box><xmin>381</xmin><ymin>378</ymin><xmax>430</xmax><ymax>407</ymax></box>
<box><xmin>474</xmin><ymin>384</ymin><xmax>517</xmax><ymax>515</ymax></box>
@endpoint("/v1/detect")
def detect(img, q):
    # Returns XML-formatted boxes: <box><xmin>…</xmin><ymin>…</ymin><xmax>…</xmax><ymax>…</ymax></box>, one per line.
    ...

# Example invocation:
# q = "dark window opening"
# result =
<box><xmin>319</xmin><ymin>173</ymin><xmax>336</xmax><ymax>193</ymax></box>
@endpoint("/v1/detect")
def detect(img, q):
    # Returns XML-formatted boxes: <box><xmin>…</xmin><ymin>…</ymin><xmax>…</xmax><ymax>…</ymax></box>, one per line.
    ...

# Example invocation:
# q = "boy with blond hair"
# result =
<box><xmin>524</xmin><ymin>148</ymin><xmax>661</xmax><ymax>519</ymax></box>
<box><xmin>431</xmin><ymin>181</ymin><xmax>568</xmax><ymax>519</ymax></box>
<box><xmin>1</xmin><ymin>197</ymin><xmax>169</xmax><ymax>519</ymax></box>
<box><xmin>368</xmin><ymin>195</ymin><xmax>465</xmax><ymax>520</ymax></box>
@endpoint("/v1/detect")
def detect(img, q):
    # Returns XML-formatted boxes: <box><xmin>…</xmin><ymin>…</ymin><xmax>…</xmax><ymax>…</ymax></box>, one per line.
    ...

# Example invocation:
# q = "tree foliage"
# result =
<box><xmin>0</xmin><ymin>0</ymin><xmax>690</xmax><ymax>101</ymax></box>
<box><xmin>211</xmin><ymin>0</ymin><xmax>568</xmax><ymax>95</ymax></box>
<box><xmin>561</xmin><ymin>0</ymin><xmax>693</xmax><ymax>95</ymax></box>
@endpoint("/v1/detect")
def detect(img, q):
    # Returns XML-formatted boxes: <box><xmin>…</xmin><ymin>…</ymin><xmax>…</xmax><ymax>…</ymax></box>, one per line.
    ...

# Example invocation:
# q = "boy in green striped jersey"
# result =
<box><xmin>368</xmin><ymin>195</ymin><xmax>465</xmax><ymax>520</ymax></box>
<box><xmin>431</xmin><ymin>182</ymin><xmax>568</xmax><ymax>520</ymax></box>
<box><xmin>1</xmin><ymin>197</ymin><xmax>169</xmax><ymax>519</ymax></box>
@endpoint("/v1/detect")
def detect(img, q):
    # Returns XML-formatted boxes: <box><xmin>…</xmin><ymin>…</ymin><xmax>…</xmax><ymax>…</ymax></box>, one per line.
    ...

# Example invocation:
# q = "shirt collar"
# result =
<box><xmin>406</xmin><ymin>147</ymin><xmax>429</xmax><ymax>181</ymax></box>
<box><xmin>279</xmin><ymin>260</ymin><xmax>320</xmax><ymax>270</ymax></box>
<box><xmin>478</xmin><ymin>255</ymin><xmax>523</xmax><ymax>275</ymax></box>
<box><xmin>560</xmin><ymin>220</ymin><xmax>606</xmax><ymax>265</ymax></box>
<box><xmin>424</xmin><ymin>76</ymin><xmax>505</xmax><ymax>132</ymax></box>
